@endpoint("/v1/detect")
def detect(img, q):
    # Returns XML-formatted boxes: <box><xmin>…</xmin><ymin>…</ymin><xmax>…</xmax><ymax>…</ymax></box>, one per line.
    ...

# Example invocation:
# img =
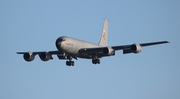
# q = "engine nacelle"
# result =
<box><xmin>23</xmin><ymin>52</ymin><xmax>35</xmax><ymax>62</ymax></box>
<box><xmin>102</xmin><ymin>47</ymin><xmax>115</xmax><ymax>55</ymax></box>
<box><xmin>39</xmin><ymin>52</ymin><xmax>52</xmax><ymax>61</ymax></box>
<box><xmin>130</xmin><ymin>43</ymin><xmax>142</xmax><ymax>53</ymax></box>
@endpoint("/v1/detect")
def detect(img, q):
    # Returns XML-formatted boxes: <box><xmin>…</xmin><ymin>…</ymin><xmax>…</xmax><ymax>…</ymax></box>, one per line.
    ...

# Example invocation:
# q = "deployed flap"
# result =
<box><xmin>78</xmin><ymin>47</ymin><xmax>106</xmax><ymax>55</ymax></box>
<box><xmin>98</xmin><ymin>19</ymin><xmax>108</xmax><ymax>46</ymax></box>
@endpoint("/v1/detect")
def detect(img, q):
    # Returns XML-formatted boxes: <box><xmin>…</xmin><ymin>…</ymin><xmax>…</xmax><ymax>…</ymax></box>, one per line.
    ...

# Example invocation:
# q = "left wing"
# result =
<box><xmin>112</xmin><ymin>41</ymin><xmax>169</xmax><ymax>54</ymax></box>
<box><xmin>78</xmin><ymin>41</ymin><xmax>169</xmax><ymax>56</ymax></box>
<box><xmin>112</xmin><ymin>41</ymin><xmax>169</xmax><ymax>50</ymax></box>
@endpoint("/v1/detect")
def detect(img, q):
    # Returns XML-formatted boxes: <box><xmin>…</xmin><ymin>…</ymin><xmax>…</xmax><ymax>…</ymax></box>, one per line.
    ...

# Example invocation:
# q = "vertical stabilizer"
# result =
<box><xmin>98</xmin><ymin>19</ymin><xmax>108</xmax><ymax>46</ymax></box>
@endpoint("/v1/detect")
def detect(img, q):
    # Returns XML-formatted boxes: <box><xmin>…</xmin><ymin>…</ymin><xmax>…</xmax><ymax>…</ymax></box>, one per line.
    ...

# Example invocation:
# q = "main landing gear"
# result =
<box><xmin>92</xmin><ymin>59</ymin><xmax>100</xmax><ymax>64</ymax></box>
<box><xmin>66</xmin><ymin>56</ymin><xmax>74</xmax><ymax>66</ymax></box>
<box><xmin>65</xmin><ymin>55</ymin><xmax>100</xmax><ymax>66</ymax></box>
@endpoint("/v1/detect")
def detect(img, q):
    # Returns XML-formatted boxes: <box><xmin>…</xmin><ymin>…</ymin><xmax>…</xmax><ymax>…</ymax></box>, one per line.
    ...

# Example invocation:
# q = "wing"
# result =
<box><xmin>111</xmin><ymin>41</ymin><xmax>169</xmax><ymax>50</ymax></box>
<box><xmin>16</xmin><ymin>50</ymin><xmax>65</xmax><ymax>61</ymax></box>
<box><xmin>78</xmin><ymin>41</ymin><xmax>169</xmax><ymax>57</ymax></box>
<box><xmin>16</xmin><ymin>50</ymin><xmax>63</xmax><ymax>55</ymax></box>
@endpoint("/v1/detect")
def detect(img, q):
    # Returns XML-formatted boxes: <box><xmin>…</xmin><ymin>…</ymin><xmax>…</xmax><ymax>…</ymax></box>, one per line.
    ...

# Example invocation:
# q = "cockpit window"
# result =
<box><xmin>59</xmin><ymin>37</ymin><xmax>65</xmax><ymax>41</ymax></box>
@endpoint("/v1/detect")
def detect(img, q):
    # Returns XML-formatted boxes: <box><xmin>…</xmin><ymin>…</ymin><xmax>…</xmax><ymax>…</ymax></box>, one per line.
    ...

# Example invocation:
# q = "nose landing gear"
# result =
<box><xmin>66</xmin><ymin>55</ymin><xmax>75</xmax><ymax>66</ymax></box>
<box><xmin>92</xmin><ymin>59</ymin><xmax>100</xmax><ymax>64</ymax></box>
<box><xmin>66</xmin><ymin>61</ymin><xmax>74</xmax><ymax>66</ymax></box>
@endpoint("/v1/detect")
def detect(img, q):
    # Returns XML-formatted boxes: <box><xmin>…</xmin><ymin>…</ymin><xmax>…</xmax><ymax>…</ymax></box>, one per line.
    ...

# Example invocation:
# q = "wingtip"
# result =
<box><xmin>166</xmin><ymin>41</ymin><xmax>170</xmax><ymax>43</ymax></box>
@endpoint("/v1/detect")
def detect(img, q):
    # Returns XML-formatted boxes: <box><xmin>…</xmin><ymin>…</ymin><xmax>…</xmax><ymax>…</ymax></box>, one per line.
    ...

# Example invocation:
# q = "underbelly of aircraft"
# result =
<box><xmin>77</xmin><ymin>54</ymin><xmax>92</xmax><ymax>59</ymax></box>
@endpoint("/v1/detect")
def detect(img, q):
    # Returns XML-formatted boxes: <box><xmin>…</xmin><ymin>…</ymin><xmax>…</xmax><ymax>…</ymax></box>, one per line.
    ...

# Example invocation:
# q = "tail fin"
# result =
<box><xmin>98</xmin><ymin>19</ymin><xmax>108</xmax><ymax>46</ymax></box>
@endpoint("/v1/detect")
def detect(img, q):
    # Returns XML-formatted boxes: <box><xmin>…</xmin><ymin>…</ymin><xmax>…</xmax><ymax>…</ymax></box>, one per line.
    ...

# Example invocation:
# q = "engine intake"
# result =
<box><xmin>23</xmin><ymin>52</ymin><xmax>35</xmax><ymax>62</ymax></box>
<box><xmin>39</xmin><ymin>52</ymin><xmax>52</xmax><ymax>61</ymax></box>
<box><xmin>130</xmin><ymin>43</ymin><xmax>142</xmax><ymax>53</ymax></box>
<box><xmin>123</xmin><ymin>43</ymin><xmax>142</xmax><ymax>54</ymax></box>
<box><xmin>102</xmin><ymin>47</ymin><xmax>115</xmax><ymax>55</ymax></box>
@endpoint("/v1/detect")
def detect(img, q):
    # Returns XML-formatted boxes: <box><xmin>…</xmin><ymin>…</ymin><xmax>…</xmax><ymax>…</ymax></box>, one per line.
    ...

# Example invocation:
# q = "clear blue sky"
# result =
<box><xmin>0</xmin><ymin>0</ymin><xmax>179</xmax><ymax>99</ymax></box>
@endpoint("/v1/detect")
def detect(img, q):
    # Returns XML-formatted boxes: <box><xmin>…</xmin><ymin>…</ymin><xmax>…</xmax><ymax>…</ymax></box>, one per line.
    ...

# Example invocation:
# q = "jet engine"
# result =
<box><xmin>102</xmin><ymin>47</ymin><xmax>115</xmax><ymax>55</ymax></box>
<box><xmin>23</xmin><ymin>52</ymin><xmax>35</xmax><ymax>62</ymax></box>
<box><xmin>130</xmin><ymin>43</ymin><xmax>142</xmax><ymax>53</ymax></box>
<box><xmin>123</xmin><ymin>43</ymin><xmax>142</xmax><ymax>54</ymax></box>
<box><xmin>39</xmin><ymin>52</ymin><xmax>52</xmax><ymax>61</ymax></box>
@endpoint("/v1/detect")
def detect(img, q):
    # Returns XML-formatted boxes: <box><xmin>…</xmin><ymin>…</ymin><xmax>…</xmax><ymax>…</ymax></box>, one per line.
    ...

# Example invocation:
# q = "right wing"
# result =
<box><xmin>16</xmin><ymin>50</ymin><xmax>65</xmax><ymax>61</ymax></box>
<box><xmin>16</xmin><ymin>50</ymin><xmax>63</xmax><ymax>55</ymax></box>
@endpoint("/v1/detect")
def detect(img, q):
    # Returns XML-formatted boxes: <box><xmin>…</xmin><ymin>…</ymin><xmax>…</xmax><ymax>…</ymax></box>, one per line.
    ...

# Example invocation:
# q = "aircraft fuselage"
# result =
<box><xmin>55</xmin><ymin>36</ymin><xmax>103</xmax><ymax>58</ymax></box>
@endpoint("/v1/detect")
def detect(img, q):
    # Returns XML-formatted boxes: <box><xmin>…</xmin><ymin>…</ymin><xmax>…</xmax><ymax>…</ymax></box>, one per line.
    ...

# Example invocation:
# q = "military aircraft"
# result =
<box><xmin>17</xmin><ymin>19</ymin><xmax>169</xmax><ymax>66</ymax></box>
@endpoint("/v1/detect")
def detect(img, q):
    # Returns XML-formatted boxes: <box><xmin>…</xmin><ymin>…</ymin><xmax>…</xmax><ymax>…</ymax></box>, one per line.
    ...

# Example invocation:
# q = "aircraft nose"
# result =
<box><xmin>55</xmin><ymin>37</ymin><xmax>65</xmax><ymax>51</ymax></box>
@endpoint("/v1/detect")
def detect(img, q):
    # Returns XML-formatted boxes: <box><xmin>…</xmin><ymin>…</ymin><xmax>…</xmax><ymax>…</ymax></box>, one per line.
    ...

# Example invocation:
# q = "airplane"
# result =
<box><xmin>17</xmin><ymin>19</ymin><xmax>169</xmax><ymax>66</ymax></box>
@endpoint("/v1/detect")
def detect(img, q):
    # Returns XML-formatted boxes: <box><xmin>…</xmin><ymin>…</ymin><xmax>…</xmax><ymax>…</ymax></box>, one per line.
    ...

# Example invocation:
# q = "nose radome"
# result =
<box><xmin>55</xmin><ymin>37</ymin><xmax>64</xmax><ymax>51</ymax></box>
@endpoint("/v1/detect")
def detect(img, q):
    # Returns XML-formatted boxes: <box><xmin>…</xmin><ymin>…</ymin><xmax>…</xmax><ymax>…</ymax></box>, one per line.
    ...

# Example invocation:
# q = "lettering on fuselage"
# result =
<box><xmin>64</xmin><ymin>43</ymin><xmax>74</xmax><ymax>50</ymax></box>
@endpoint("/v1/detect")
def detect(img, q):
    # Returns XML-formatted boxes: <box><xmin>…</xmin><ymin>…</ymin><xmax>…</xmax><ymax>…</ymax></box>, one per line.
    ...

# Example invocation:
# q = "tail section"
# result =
<box><xmin>98</xmin><ymin>19</ymin><xmax>108</xmax><ymax>46</ymax></box>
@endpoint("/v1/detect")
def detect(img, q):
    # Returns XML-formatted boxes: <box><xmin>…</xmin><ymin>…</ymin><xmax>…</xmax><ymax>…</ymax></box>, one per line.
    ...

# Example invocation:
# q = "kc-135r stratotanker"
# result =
<box><xmin>17</xmin><ymin>19</ymin><xmax>169</xmax><ymax>66</ymax></box>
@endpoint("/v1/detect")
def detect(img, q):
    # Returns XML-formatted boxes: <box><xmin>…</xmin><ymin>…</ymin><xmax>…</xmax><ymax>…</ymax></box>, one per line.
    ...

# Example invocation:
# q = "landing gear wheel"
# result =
<box><xmin>66</xmin><ymin>61</ymin><xmax>74</xmax><ymax>66</ymax></box>
<box><xmin>65</xmin><ymin>55</ymin><xmax>75</xmax><ymax>66</ymax></box>
<box><xmin>92</xmin><ymin>59</ymin><xmax>100</xmax><ymax>64</ymax></box>
<box><xmin>71</xmin><ymin>61</ymin><xmax>74</xmax><ymax>66</ymax></box>
<box><xmin>66</xmin><ymin>61</ymin><xmax>68</xmax><ymax>66</ymax></box>
<box><xmin>92</xmin><ymin>59</ymin><xmax>95</xmax><ymax>64</ymax></box>
<box><xmin>97</xmin><ymin>59</ymin><xmax>100</xmax><ymax>64</ymax></box>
